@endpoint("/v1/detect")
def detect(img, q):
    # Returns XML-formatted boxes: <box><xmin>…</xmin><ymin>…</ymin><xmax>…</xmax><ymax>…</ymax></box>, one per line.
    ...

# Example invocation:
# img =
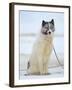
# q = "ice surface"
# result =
<box><xmin>19</xmin><ymin>66</ymin><xmax>64</xmax><ymax>80</ymax></box>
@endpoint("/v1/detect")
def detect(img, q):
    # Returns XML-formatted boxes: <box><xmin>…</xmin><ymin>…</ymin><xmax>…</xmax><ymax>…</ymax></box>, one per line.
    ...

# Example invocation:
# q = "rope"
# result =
<box><xmin>53</xmin><ymin>46</ymin><xmax>64</xmax><ymax>69</ymax></box>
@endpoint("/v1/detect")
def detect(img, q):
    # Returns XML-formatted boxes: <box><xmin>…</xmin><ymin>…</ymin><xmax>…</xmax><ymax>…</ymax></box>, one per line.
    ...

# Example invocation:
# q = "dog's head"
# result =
<box><xmin>41</xmin><ymin>19</ymin><xmax>55</xmax><ymax>36</ymax></box>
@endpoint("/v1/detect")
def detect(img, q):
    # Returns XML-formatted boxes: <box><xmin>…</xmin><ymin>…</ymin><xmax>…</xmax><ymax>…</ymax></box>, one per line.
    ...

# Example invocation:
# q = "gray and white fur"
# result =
<box><xmin>27</xmin><ymin>19</ymin><xmax>55</xmax><ymax>75</ymax></box>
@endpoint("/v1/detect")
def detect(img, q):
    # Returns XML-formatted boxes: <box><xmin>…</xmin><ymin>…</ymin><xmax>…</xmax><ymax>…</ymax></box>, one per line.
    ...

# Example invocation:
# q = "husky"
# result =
<box><xmin>27</xmin><ymin>19</ymin><xmax>55</xmax><ymax>75</ymax></box>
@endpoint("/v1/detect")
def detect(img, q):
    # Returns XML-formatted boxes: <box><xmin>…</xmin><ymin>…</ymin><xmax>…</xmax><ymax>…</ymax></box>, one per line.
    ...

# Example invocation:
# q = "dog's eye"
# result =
<box><xmin>44</xmin><ymin>26</ymin><xmax>49</xmax><ymax>30</ymax></box>
<box><xmin>50</xmin><ymin>24</ymin><xmax>54</xmax><ymax>29</ymax></box>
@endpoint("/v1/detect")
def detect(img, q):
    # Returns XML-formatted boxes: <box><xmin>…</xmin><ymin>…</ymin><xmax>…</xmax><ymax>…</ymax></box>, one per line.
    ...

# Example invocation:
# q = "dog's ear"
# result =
<box><xmin>42</xmin><ymin>20</ymin><xmax>46</xmax><ymax>27</ymax></box>
<box><xmin>51</xmin><ymin>19</ymin><xmax>54</xmax><ymax>25</ymax></box>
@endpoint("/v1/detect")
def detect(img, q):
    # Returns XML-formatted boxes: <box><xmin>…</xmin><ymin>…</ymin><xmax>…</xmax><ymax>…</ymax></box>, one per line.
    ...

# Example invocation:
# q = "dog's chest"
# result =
<box><xmin>36</xmin><ymin>37</ymin><xmax>53</xmax><ymax>57</ymax></box>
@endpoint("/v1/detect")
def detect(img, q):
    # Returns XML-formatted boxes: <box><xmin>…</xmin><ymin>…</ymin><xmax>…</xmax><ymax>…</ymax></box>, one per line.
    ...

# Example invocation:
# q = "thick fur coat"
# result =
<box><xmin>27</xmin><ymin>19</ymin><xmax>55</xmax><ymax>75</ymax></box>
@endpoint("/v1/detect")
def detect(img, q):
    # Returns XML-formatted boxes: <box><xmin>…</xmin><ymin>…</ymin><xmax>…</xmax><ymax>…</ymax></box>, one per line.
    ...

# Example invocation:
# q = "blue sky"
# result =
<box><xmin>19</xmin><ymin>10</ymin><xmax>64</xmax><ymax>54</ymax></box>
<box><xmin>20</xmin><ymin>10</ymin><xmax>64</xmax><ymax>34</ymax></box>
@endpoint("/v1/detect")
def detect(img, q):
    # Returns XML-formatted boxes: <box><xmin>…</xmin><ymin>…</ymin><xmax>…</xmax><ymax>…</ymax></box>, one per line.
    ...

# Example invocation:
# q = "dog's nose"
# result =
<box><xmin>49</xmin><ymin>31</ymin><xmax>51</xmax><ymax>34</ymax></box>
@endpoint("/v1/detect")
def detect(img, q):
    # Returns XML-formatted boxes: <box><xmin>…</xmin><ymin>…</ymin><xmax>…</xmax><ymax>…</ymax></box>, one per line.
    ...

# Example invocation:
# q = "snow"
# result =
<box><xmin>19</xmin><ymin>66</ymin><xmax>64</xmax><ymax>80</ymax></box>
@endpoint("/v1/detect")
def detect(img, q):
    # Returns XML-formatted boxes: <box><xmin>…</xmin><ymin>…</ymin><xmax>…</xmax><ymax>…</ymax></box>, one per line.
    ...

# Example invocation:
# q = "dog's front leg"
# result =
<box><xmin>38</xmin><ymin>57</ymin><xmax>44</xmax><ymax>75</ymax></box>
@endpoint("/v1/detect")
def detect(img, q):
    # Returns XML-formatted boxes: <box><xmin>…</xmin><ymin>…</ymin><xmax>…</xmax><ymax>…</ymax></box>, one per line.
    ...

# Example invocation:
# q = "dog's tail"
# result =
<box><xmin>27</xmin><ymin>61</ymin><xmax>30</xmax><ymax>69</ymax></box>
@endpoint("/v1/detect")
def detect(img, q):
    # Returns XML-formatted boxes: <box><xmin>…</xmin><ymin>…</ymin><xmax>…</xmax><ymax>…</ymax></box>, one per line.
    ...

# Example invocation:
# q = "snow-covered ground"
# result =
<box><xmin>19</xmin><ymin>51</ymin><xmax>64</xmax><ymax>80</ymax></box>
<box><xmin>19</xmin><ymin>66</ymin><xmax>64</xmax><ymax>80</ymax></box>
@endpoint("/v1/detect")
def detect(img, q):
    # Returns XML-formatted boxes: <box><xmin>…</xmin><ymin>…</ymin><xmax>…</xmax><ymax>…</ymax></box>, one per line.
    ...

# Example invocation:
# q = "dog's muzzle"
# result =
<box><xmin>48</xmin><ymin>31</ymin><xmax>51</xmax><ymax>34</ymax></box>
<box><xmin>42</xmin><ymin>31</ymin><xmax>51</xmax><ymax>35</ymax></box>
